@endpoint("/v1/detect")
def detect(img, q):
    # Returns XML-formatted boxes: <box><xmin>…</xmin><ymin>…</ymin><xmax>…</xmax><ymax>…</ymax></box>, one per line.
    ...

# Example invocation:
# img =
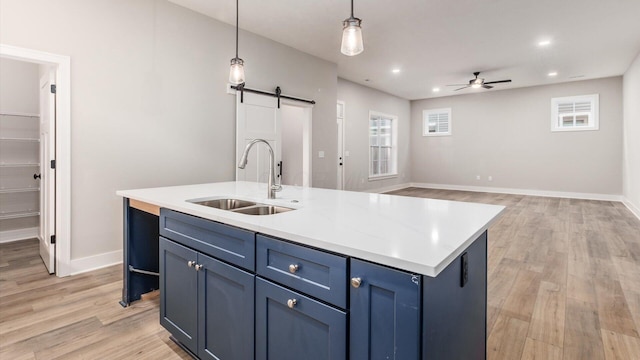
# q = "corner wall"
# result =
<box><xmin>623</xmin><ymin>52</ymin><xmax>640</xmax><ymax>217</ymax></box>
<box><xmin>410</xmin><ymin>77</ymin><xmax>623</xmax><ymax>198</ymax></box>
<box><xmin>337</xmin><ymin>79</ymin><xmax>411</xmax><ymax>192</ymax></box>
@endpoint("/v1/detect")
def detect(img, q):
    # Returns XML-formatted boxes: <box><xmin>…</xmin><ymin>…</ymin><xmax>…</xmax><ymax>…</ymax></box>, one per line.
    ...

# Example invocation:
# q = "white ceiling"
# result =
<box><xmin>169</xmin><ymin>0</ymin><xmax>640</xmax><ymax>100</ymax></box>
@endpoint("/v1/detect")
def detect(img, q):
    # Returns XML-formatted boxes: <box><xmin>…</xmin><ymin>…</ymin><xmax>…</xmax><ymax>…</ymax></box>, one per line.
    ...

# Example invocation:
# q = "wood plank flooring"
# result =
<box><xmin>388</xmin><ymin>188</ymin><xmax>640</xmax><ymax>360</ymax></box>
<box><xmin>1</xmin><ymin>188</ymin><xmax>639</xmax><ymax>359</ymax></box>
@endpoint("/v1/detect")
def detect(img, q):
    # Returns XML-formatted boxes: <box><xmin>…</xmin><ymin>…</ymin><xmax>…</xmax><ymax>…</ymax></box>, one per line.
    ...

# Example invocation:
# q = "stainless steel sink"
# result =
<box><xmin>188</xmin><ymin>197</ymin><xmax>295</xmax><ymax>215</ymax></box>
<box><xmin>232</xmin><ymin>205</ymin><xmax>294</xmax><ymax>215</ymax></box>
<box><xmin>189</xmin><ymin>198</ymin><xmax>256</xmax><ymax>210</ymax></box>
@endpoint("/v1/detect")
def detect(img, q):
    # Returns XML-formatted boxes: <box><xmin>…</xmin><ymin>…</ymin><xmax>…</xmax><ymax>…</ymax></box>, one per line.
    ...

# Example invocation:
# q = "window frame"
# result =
<box><xmin>550</xmin><ymin>94</ymin><xmax>599</xmax><ymax>132</ymax></box>
<box><xmin>368</xmin><ymin>111</ymin><xmax>398</xmax><ymax>180</ymax></box>
<box><xmin>422</xmin><ymin>108</ymin><xmax>452</xmax><ymax>137</ymax></box>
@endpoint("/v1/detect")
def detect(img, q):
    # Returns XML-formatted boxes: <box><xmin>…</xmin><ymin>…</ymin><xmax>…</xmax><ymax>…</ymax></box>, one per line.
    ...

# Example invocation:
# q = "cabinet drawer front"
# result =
<box><xmin>255</xmin><ymin>278</ymin><xmax>346</xmax><ymax>360</ymax></box>
<box><xmin>160</xmin><ymin>208</ymin><xmax>255</xmax><ymax>271</ymax></box>
<box><xmin>256</xmin><ymin>235</ymin><xmax>347</xmax><ymax>308</ymax></box>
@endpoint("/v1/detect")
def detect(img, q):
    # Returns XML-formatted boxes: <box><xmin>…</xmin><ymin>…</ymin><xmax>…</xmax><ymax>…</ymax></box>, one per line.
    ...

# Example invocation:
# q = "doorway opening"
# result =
<box><xmin>0</xmin><ymin>44</ymin><xmax>71</xmax><ymax>276</ymax></box>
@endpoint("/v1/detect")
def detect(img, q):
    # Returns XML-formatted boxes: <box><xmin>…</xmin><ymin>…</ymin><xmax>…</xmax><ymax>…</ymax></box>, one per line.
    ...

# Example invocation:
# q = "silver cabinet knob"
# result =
<box><xmin>287</xmin><ymin>299</ymin><xmax>297</xmax><ymax>309</ymax></box>
<box><xmin>187</xmin><ymin>260</ymin><xmax>195</xmax><ymax>267</ymax></box>
<box><xmin>351</xmin><ymin>277</ymin><xmax>362</xmax><ymax>288</ymax></box>
<box><xmin>288</xmin><ymin>264</ymin><xmax>299</xmax><ymax>273</ymax></box>
<box><xmin>194</xmin><ymin>264</ymin><xmax>203</xmax><ymax>271</ymax></box>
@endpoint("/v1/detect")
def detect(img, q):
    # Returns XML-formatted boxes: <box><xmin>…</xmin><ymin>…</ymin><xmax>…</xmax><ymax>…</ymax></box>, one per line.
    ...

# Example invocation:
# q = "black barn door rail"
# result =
<box><xmin>231</xmin><ymin>84</ymin><xmax>315</xmax><ymax>108</ymax></box>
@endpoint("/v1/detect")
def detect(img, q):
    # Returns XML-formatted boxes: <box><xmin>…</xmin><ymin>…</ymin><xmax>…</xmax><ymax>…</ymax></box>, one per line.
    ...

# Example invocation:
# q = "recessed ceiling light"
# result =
<box><xmin>432</xmin><ymin>87</ymin><xmax>440</xmax><ymax>92</ymax></box>
<box><xmin>548</xmin><ymin>72</ymin><xmax>558</xmax><ymax>77</ymax></box>
<box><xmin>392</xmin><ymin>68</ymin><xmax>401</xmax><ymax>74</ymax></box>
<box><xmin>538</xmin><ymin>40</ymin><xmax>551</xmax><ymax>47</ymax></box>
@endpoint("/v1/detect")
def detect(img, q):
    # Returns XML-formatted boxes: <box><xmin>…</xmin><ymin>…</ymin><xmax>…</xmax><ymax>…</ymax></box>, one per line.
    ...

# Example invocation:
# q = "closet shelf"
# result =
<box><xmin>0</xmin><ymin>210</ymin><xmax>40</xmax><ymax>220</ymax></box>
<box><xmin>0</xmin><ymin>163</ymin><xmax>40</xmax><ymax>168</ymax></box>
<box><xmin>0</xmin><ymin>137</ymin><xmax>40</xmax><ymax>142</ymax></box>
<box><xmin>0</xmin><ymin>187</ymin><xmax>40</xmax><ymax>194</ymax></box>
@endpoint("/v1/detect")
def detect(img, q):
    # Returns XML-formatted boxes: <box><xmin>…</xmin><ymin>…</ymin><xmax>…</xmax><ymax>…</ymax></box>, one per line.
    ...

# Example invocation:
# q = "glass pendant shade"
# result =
<box><xmin>229</xmin><ymin>57</ymin><xmax>245</xmax><ymax>85</ymax></box>
<box><xmin>341</xmin><ymin>18</ymin><xmax>364</xmax><ymax>56</ymax></box>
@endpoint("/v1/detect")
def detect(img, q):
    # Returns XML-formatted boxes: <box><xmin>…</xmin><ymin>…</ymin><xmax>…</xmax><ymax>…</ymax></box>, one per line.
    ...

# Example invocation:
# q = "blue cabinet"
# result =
<box><xmin>255</xmin><ymin>278</ymin><xmax>347</xmax><ymax>360</ymax></box>
<box><xmin>160</xmin><ymin>237</ymin><xmax>255</xmax><ymax>360</ymax></box>
<box><xmin>160</xmin><ymin>237</ymin><xmax>198</xmax><ymax>353</ymax></box>
<box><xmin>350</xmin><ymin>259</ymin><xmax>422</xmax><ymax>360</ymax></box>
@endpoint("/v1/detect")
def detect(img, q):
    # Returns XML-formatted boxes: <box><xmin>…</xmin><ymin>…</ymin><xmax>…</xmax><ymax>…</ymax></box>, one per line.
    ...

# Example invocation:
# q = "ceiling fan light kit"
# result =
<box><xmin>229</xmin><ymin>0</ymin><xmax>245</xmax><ymax>85</ymax></box>
<box><xmin>341</xmin><ymin>0</ymin><xmax>364</xmax><ymax>56</ymax></box>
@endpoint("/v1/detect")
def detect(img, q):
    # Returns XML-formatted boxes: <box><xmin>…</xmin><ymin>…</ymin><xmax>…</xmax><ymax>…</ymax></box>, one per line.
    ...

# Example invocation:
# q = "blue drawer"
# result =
<box><xmin>256</xmin><ymin>234</ymin><xmax>347</xmax><ymax>308</ymax></box>
<box><xmin>160</xmin><ymin>208</ymin><xmax>255</xmax><ymax>271</ymax></box>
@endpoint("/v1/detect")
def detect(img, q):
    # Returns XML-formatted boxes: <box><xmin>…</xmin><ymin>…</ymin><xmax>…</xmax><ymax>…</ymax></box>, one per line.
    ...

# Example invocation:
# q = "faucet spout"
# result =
<box><xmin>238</xmin><ymin>139</ymin><xmax>282</xmax><ymax>199</ymax></box>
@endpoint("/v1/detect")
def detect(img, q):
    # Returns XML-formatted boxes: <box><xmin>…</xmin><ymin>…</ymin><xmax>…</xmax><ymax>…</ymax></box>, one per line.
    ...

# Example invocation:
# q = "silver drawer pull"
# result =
<box><xmin>351</xmin><ymin>277</ymin><xmax>362</xmax><ymax>288</ymax></box>
<box><xmin>288</xmin><ymin>264</ymin><xmax>299</xmax><ymax>273</ymax></box>
<box><xmin>287</xmin><ymin>299</ymin><xmax>297</xmax><ymax>309</ymax></box>
<box><xmin>195</xmin><ymin>264</ymin><xmax>203</xmax><ymax>271</ymax></box>
<box><xmin>187</xmin><ymin>260</ymin><xmax>196</xmax><ymax>267</ymax></box>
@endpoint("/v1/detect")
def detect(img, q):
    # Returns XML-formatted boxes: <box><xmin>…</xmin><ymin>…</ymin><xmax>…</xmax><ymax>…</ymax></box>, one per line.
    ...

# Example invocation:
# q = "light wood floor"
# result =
<box><xmin>1</xmin><ymin>188</ymin><xmax>639</xmax><ymax>359</ymax></box>
<box><xmin>388</xmin><ymin>188</ymin><xmax>640</xmax><ymax>359</ymax></box>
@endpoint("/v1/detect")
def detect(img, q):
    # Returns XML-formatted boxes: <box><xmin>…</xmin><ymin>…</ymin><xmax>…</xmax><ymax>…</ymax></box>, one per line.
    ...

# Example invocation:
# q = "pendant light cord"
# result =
<box><xmin>235</xmin><ymin>0</ymin><xmax>239</xmax><ymax>58</ymax></box>
<box><xmin>350</xmin><ymin>0</ymin><xmax>354</xmax><ymax>18</ymax></box>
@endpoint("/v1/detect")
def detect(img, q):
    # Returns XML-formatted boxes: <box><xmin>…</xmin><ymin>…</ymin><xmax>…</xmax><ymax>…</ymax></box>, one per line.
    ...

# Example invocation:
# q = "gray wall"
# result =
<box><xmin>0</xmin><ymin>58</ymin><xmax>39</xmax><ymax>114</ymax></box>
<box><xmin>281</xmin><ymin>105</ymin><xmax>304</xmax><ymax>186</ymax></box>
<box><xmin>410</xmin><ymin>77</ymin><xmax>623</xmax><ymax>195</ymax></box>
<box><xmin>0</xmin><ymin>0</ymin><xmax>337</xmax><ymax>261</ymax></box>
<box><xmin>337</xmin><ymin>79</ymin><xmax>411</xmax><ymax>192</ymax></box>
<box><xmin>623</xmin><ymin>52</ymin><xmax>640</xmax><ymax>212</ymax></box>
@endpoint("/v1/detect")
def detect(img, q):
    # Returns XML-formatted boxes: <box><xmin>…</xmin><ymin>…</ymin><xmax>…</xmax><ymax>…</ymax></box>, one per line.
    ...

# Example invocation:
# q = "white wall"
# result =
<box><xmin>0</xmin><ymin>58</ymin><xmax>39</xmax><ymax>114</ymax></box>
<box><xmin>0</xmin><ymin>0</ymin><xmax>337</xmax><ymax>267</ymax></box>
<box><xmin>337</xmin><ymin>79</ymin><xmax>411</xmax><ymax>192</ymax></box>
<box><xmin>623</xmin><ymin>52</ymin><xmax>640</xmax><ymax>216</ymax></box>
<box><xmin>410</xmin><ymin>77</ymin><xmax>623</xmax><ymax>197</ymax></box>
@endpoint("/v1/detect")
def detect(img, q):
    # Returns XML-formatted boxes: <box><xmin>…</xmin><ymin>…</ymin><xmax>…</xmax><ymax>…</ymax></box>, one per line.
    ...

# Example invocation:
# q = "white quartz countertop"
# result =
<box><xmin>117</xmin><ymin>181</ymin><xmax>505</xmax><ymax>277</ymax></box>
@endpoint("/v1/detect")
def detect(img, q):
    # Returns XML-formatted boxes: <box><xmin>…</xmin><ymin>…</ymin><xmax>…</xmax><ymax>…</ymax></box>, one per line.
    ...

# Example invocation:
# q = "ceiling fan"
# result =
<box><xmin>447</xmin><ymin>72</ymin><xmax>512</xmax><ymax>91</ymax></box>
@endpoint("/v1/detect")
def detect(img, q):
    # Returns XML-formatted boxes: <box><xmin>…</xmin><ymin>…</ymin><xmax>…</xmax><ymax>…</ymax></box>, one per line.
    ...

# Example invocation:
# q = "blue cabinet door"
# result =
<box><xmin>198</xmin><ymin>252</ymin><xmax>255</xmax><ymax>360</ymax></box>
<box><xmin>350</xmin><ymin>259</ymin><xmax>421</xmax><ymax>360</ymax></box>
<box><xmin>159</xmin><ymin>237</ymin><xmax>198</xmax><ymax>353</ymax></box>
<box><xmin>255</xmin><ymin>278</ymin><xmax>346</xmax><ymax>360</ymax></box>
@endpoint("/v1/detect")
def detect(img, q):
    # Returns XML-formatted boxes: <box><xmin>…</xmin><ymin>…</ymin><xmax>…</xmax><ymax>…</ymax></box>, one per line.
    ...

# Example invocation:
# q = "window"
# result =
<box><xmin>551</xmin><ymin>94</ymin><xmax>599</xmax><ymax>132</ymax></box>
<box><xmin>423</xmin><ymin>108</ymin><xmax>451</xmax><ymax>136</ymax></box>
<box><xmin>369</xmin><ymin>111</ymin><xmax>398</xmax><ymax>179</ymax></box>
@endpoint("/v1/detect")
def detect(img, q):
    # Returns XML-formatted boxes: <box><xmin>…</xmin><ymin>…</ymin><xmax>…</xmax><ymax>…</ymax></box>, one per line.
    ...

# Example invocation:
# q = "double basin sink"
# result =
<box><xmin>188</xmin><ymin>198</ymin><xmax>294</xmax><ymax>215</ymax></box>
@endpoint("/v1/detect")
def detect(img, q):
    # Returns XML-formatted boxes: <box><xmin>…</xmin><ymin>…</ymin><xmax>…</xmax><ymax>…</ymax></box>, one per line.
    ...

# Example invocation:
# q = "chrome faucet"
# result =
<box><xmin>238</xmin><ymin>139</ymin><xmax>282</xmax><ymax>199</ymax></box>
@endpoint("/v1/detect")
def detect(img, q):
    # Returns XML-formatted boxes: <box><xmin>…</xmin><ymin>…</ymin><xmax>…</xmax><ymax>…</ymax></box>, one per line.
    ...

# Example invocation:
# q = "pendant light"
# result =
<box><xmin>229</xmin><ymin>0</ymin><xmax>245</xmax><ymax>84</ymax></box>
<box><xmin>340</xmin><ymin>0</ymin><xmax>364</xmax><ymax>56</ymax></box>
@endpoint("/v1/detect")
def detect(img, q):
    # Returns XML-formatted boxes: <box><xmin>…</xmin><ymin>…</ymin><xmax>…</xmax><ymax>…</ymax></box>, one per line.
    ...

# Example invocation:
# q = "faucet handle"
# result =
<box><xmin>272</xmin><ymin>183</ymin><xmax>283</xmax><ymax>192</ymax></box>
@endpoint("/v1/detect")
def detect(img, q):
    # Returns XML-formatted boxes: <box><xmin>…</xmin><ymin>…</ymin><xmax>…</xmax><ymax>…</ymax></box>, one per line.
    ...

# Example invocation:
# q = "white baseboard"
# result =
<box><xmin>365</xmin><ymin>182</ymin><xmax>412</xmax><ymax>194</ymax></box>
<box><xmin>68</xmin><ymin>249</ymin><xmax>123</xmax><ymax>275</ymax></box>
<box><xmin>407</xmin><ymin>183</ymin><xmax>624</xmax><ymax>202</ymax></box>
<box><xmin>0</xmin><ymin>227</ymin><xmax>39</xmax><ymax>243</ymax></box>
<box><xmin>622</xmin><ymin>197</ymin><xmax>640</xmax><ymax>221</ymax></box>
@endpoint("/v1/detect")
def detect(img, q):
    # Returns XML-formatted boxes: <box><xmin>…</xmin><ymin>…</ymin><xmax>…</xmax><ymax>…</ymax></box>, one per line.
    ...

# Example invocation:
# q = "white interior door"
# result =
<box><xmin>236</xmin><ymin>92</ymin><xmax>281</xmax><ymax>184</ymax></box>
<box><xmin>336</xmin><ymin>101</ymin><xmax>345</xmax><ymax>190</ymax></box>
<box><xmin>38</xmin><ymin>70</ymin><xmax>55</xmax><ymax>274</ymax></box>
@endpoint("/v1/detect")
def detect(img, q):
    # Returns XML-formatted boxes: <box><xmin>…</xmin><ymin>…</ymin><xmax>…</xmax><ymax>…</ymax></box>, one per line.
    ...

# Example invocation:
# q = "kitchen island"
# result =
<box><xmin>117</xmin><ymin>181</ymin><xmax>504</xmax><ymax>360</ymax></box>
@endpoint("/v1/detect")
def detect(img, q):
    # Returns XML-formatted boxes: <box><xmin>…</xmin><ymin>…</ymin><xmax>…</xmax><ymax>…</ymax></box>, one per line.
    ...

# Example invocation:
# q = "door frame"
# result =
<box><xmin>1</xmin><ymin>44</ymin><xmax>72</xmax><ymax>277</ymax></box>
<box><xmin>281</xmin><ymin>99</ymin><xmax>313</xmax><ymax>188</ymax></box>
<box><xmin>336</xmin><ymin>100</ymin><xmax>345</xmax><ymax>190</ymax></box>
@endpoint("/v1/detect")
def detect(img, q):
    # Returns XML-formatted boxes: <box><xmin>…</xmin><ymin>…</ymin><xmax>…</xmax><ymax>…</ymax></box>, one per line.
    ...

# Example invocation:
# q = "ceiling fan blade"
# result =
<box><xmin>482</xmin><ymin>85</ymin><xmax>493</xmax><ymax>89</ymax></box>
<box><xmin>454</xmin><ymin>86</ymin><xmax>469</xmax><ymax>91</ymax></box>
<box><xmin>483</xmin><ymin>79</ymin><xmax>512</xmax><ymax>85</ymax></box>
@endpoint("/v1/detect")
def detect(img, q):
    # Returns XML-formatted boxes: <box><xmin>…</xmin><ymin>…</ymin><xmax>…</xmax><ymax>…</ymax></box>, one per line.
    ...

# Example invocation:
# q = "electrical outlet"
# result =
<box><xmin>476</xmin><ymin>175</ymin><xmax>481</xmax><ymax>180</ymax></box>
<box><xmin>461</xmin><ymin>252</ymin><xmax>469</xmax><ymax>287</ymax></box>
<box><xmin>488</xmin><ymin>176</ymin><xmax>493</xmax><ymax>181</ymax></box>
<box><xmin>318</xmin><ymin>151</ymin><xmax>325</xmax><ymax>158</ymax></box>
<box><xmin>345</xmin><ymin>151</ymin><xmax>350</xmax><ymax>157</ymax></box>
